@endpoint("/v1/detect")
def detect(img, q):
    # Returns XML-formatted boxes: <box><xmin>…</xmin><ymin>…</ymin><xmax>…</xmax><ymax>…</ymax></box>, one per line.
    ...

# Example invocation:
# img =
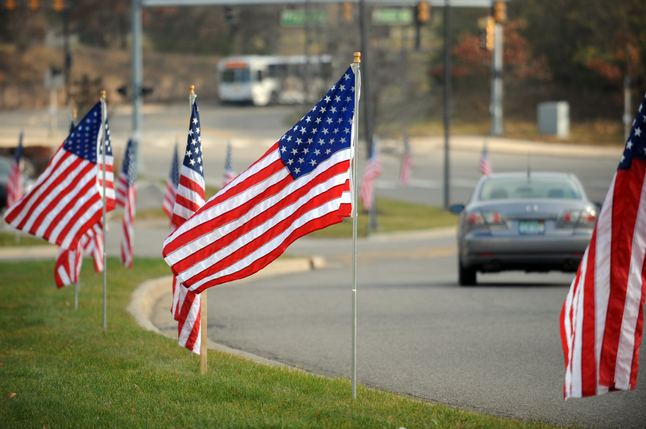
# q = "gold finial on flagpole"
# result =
<box><xmin>189</xmin><ymin>85</ymin><xmax>195</xmax><ymax>95</ymax></box>
<box><xmin>354</xmin><ymin>52</ymin><xmax>361</xmax><ymax>63</ymax></box>
<box><xmin>100</xmin><ymin>90</ymin><xmax>106</xmax><ymax>99</ymax></box>
<box><xmin>72</xmin><ymin>108</ymin><xmax>77</xmax><ymax>119</ymax></box>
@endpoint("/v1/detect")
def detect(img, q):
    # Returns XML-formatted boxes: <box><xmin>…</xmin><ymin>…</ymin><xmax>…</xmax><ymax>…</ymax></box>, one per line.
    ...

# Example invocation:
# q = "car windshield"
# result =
<box><xmin>479</xmin><ymin>176</ymin><xmax>582</xmax><ymax>201</ymax></box>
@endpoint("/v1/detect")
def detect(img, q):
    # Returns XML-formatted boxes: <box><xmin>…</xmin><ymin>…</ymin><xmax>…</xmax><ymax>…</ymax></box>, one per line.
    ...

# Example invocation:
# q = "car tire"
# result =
<box><xmin>458</xmin><ymin>261</ymin><xmax>477</xmax><ymax>286</ymax></box>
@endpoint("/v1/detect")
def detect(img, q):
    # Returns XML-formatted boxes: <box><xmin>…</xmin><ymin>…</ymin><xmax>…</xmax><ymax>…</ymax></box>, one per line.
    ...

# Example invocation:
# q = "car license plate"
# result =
<box><xmin>519</xmin><ymin>220</ymin><xmax>545</xmax><ymax>235</ymax></box>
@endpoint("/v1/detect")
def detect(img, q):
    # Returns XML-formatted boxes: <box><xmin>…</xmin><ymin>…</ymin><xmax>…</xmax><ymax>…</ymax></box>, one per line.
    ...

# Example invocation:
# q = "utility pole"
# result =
<box><xmin>443</xmin><ymin>0</ymin><xmax>451</xmax><ymax>211</ymax></box>
<box><xmin>132</xmin><ymin>0</ymin><xmax>144</xmax><ymax>172</ymax></box>
<box><xmin>490</xmin><ymin>1</ymin><xmax>505</xmax><ymax>136</ymax></box>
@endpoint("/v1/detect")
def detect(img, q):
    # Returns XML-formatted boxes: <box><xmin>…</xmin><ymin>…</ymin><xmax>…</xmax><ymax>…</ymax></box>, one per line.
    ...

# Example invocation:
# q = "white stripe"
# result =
<box><xmin>614</xmin><ymin>174</ymin><xmax>646</xmax><ymax>388</ymax></box>
<box><xmin>569</xmin><ymin>264</ymin><xmax>586</xmax><ymax>398</ymax></box>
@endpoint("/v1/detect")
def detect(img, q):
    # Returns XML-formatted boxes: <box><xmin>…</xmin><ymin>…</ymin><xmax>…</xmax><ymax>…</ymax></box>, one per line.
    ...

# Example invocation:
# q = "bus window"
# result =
<box><xmin>222</xmin><ymin>69</ymin><xmax>251</xmax><ymax>83</ymax></box>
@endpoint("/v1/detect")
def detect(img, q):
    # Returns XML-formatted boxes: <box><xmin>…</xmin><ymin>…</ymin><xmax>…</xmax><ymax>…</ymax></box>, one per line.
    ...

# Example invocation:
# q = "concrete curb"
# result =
<box><xmin>127</xmin><ymin>257</ymin><xmax>321</xmax><ymax>368</ymax></box>
<box><xmin>0</xmin><ymin>245</ymin><xmax>58</xmax><ymax>261</ymax></box>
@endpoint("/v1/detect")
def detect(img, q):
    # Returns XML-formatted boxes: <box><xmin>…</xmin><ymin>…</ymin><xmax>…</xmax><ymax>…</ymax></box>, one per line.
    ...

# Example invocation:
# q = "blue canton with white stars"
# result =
<box><xmin>124</xmin><ymin>139</ymin><xmax>137</xmax><ymax>187</ymax></box>
<box><xmin>619</xmin><ymin>94</ymin><xmax>646</xmax><ymax>170</ymax></box>
<box><xmin>184</xmin><ymin>100</ymin><xmax>204</xmax><ymax>177</ymax></box>
<box><xmin>170</xmin><ymin>144</ymin><xmax>180</xmax><ymax>187</ymax></box>
<box><xmin>63</xmin><ymin>102</ymin><xmax>103</xmax><ymax>164</ymax></box>
<box><xmin>279</xmin><ymin>66</ymin><xmax>355</xmax><ymax>179</ymax></box>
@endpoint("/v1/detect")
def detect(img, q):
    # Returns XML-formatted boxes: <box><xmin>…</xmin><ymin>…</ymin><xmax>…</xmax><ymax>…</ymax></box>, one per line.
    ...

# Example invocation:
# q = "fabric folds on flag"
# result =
<box><xmin>54</xmin><ymin>246</ymin><xmax>82</xmax><ymax>288</ymax></box>
<box><xmin>169</xmin><ymin>99</ymin><xmax>206</xmax><ymax>354</ymax></box>
<box><xmin>116</xmin><ymin>138</ymin><xmax>134</xmax><ymax>207</ymax></box>
<box><xmin>399</xmin><ymin>135</ymin><xmax>412</xmax><ymax>186</ymax></box>
<box><xmin>360</xmin><ymin>138</ymin><xmax>381</xmax><ymax>211</ymax></box>
<box><xmin>6</xmin><ymin>132</ymin><xmax>24</xmax><ymax>209</ymax></box>
<box><xmin>162</xmin><ymin>143</ymin><xmax>180</xmax><ymax>221</ymax></box>
<box><xmin>223</xmin><ymin>140</ymin><xmax>236</xmax><ymax>188</ymax></box>
<box><xmin>3</xmin><ymin>102</ymin><xmax>114</xmax><ymax>250</ymax></box>
<box><xmin>120</xmin><ymin>139</ymin><xmax>137</xmax><ymax>269</ymax></box>
<box><xmin>82</xmin><ymin>222</ymin><xmax>104</xmax><ymax>273</ymax></box>
<box><xmin>560</xmin><ymin>93</ymin><xmax>646</xmax><ymax>399</ymax></box>
<box><xmin>478</xmin><ymin>141</ymin><xmax>492</xmax><ymax>176</ymax></box>
<box><xmin>163</xmin><ymin>66</ymin><xmax>358</xmax><ymax>293</ymax></box>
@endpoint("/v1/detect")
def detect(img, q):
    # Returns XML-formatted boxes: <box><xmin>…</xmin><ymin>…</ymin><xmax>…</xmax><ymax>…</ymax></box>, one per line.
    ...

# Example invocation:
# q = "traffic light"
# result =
<box><xmin>494</xmin><ymin>1</ymin><xmax>506</xmax><ymax>24</ymax></box>
<box><xmin>28</xmin><ymin>0</ymin><xmax>39</xmax><ymax>11</ymax></box>
<box><xmin>417</xmin><ymin>1</ymin><xmax>430</xmax><ymax>24</ymax></box>
<box><xmin>53</xmin><ymin>0</ymin><xmax>65</xmax><ymax>12</ymax></box>
<box><xmin>342</xmin><ymin>2</ymin><xmax>353</xmax><ymax>23</ymax></box>
<box><xmin>5</xmin><ymin>0</ymin><xmax>16</xmax><ymax>10</ymax></box>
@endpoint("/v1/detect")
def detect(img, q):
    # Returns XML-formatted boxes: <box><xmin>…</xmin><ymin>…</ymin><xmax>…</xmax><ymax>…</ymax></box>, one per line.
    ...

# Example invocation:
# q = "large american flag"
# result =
<box><xmin>170</xmin><ymin>99</ymin><xmax>205</xmax><ymax>354</ymax></box>
<box><xmin>561</xmin><ymin>93</ymin><xmax>646</xmax><ymax>399</ymax></box>
<box><xmin>162</xmin><ymin>143</ymin><xmax>180</xmax><ymax>221</ymax></box>
<box><xmin>399</xmin><ymin>135</ymin><xmax>412</xmax><ymax>186</ymax></box>
<box><xmin>223</xmin><ymin>140</ymin><xmax>236</xmax><ymax>188</ymax></box>
<box><xmin>116</xmin><ymin>138</ymin><xmax>134</xmax><ymax>207</ymax></box>
<box><xmin>6</xmin><ymin>132</ymin><xmax>24</xmax><ymax>209</ymax></box>
<box><xmin>163</xmin><ymin>66</ymin><xmax>358</xmax><ymax>293</ymax></box>
<box><xmin>478</xmin><ymin>141</ymin><xmax>492</xmax><ymax>176</ymax></box>
<box><xmin>120</xmin><ymin>139</ymin><xmax>137</xmax><ymax>269</ymax></box>
<box><xmin>360</xmin><ymin>138</ymin><xmax>381</xmax><ymax>211</ymax></box>
<box><xmin>3</xmin><ymin>102</ymin><xmax>115</xmax><ymax>250</ymax></box>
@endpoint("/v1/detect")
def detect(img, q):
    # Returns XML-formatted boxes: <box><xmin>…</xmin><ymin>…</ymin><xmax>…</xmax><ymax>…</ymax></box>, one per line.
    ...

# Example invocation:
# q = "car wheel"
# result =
<box><xmin>458</xmin><ymin>261</ymin><xmax>477</xmax><ymax>286</ymax></box>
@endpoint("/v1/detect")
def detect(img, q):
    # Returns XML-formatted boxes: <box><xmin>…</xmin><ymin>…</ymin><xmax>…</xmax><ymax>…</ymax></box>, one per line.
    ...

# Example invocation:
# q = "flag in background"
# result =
<box><xmin>163</xmin><ymin>65</ymin><xmax>358</xmax><ymax>293</ymax></box>
<box><xmin>360</xmin><ymin>137</ymin><xmax>381</xmax><ymax>211</ymax></box>
<box><xmin>116</xmin><ymin>138</ymin><xmax>134</xmax><ymax>207</ymax></box>
<box><xmin>6</xmin><ymin>132</ymin><xmax>24</xmax><ymax>209</ymax></box>
<box><xmin>97</xmin><ymin>119</ymin><xmax>116</xmax><ymax>212</ymax></box>
<box><xmin>223</xmin><ymin>140</ymin><xmax>236</xmax><ymax>188</ymax></box>
<box><xmin>560</xmin><ymin>93</ymin><xmax>646</xmax><ymax>399</ymax></box>
<box><xmin>120</xmin><ymin>139</ymin><xmax>137</xmax><ymax>269</ymax></box>
<box><xmin>3</xmin><ymin>102</ymin><xmax>113</xmax><ymax>250</ymax></box>
<box><xmin>162</xmin><ymin>142</ymin><xmax>180</xmax><ymax>221</ymax></box>
<box><xmin>170</xmin><ymin>99</ymin><xmax>205</xmax><ymax>354</ymax></box>
<box><xmin>478</xmin><ymin>141</ymin><xmax>492</xmax><ymax>176</ymax></box>
<box><xmin>399</xmin><ymin>134</ymin><xmax>412</xmax><ymax>186</ymax></box>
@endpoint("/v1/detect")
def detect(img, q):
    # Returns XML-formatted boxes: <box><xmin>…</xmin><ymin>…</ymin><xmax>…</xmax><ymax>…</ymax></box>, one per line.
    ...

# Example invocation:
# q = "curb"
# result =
<box><xmin>0</xmin><ymin>245</ymin><xmax>58</xmax><ymax>261</ymax></box>
<box><xmin>127</xmin><ymin>257</ymin><xmax>322</xmax><ymax>368</ymax></box>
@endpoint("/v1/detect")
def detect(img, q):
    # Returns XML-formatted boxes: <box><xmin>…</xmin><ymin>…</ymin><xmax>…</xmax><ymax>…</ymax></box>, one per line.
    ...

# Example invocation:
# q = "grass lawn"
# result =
<box><xmin>0</xmin><ymin>258</ymin><xmax>561</xmax><ymax>428</ymax></box>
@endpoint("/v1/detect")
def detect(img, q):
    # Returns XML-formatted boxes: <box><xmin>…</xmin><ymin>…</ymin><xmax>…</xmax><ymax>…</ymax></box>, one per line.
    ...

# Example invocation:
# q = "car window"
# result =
<box><xmin>479</xmin><ymin>176</ymin><xmax>582</xmax><ymax>201</ymax></box>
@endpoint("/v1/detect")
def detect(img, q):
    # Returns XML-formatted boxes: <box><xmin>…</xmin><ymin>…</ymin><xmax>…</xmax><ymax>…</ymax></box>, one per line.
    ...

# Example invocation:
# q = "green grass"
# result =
<box><xmin>309</xmin><ymin>198</ymin><xmax>458</xmax><ymax>238</ymax></box>
<box><xmin>0</xmin><ymin>258</ymin><xmax>561</xmax><ymax>428</ymax></box>
<box><xmin>0</xmin><ymin>231</ymin><xmax>51</xmax><ymax>247</ymax></box>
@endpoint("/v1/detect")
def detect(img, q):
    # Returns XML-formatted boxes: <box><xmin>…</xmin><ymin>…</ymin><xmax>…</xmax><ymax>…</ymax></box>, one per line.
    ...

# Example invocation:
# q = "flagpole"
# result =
<box><xmin>189</xmin><ymin>85</ymin><xmax>208</xmax><ymax>375</ymax></box>
<box><xmin>72</xmin><ymin>109</ymin><xmax>79</xmax><ymax>311</ymax></box>
<box><xmin>100</xmin><ymin>90</ymin><xmax>108</xmax><ymax>331</ymax></box>
<box><xmin>351</xmin><ymin>52</ymin><xmax>361</xmax><ymax>400</ymax></box>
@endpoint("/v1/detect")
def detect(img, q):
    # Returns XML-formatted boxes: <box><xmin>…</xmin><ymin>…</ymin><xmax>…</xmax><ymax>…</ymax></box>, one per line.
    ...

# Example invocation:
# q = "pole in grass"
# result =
<box><xmin>70</xmin><ymin>108</ymin><xmax>81</xmax><ymax>311</ymax></box>
<box><xmin>351</xmin><ymin>51</ymin><xmax>362</xmax><ymax>400</ymax></box>
<box><xmin>99</xmin><ymin>90</ymin><xmax>108</xmax><ymax>331</ymax></box>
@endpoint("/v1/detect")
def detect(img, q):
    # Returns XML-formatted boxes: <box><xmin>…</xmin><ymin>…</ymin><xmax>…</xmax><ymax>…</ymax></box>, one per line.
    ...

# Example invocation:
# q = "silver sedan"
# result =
<box><xmin>451</xmin><ymin>172</ymin><xmax>598</xmax><ymax>286</ymax></box>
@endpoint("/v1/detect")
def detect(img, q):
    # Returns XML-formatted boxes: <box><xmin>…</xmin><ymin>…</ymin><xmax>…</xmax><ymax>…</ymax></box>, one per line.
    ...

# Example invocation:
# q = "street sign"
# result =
<box><xmin>372</xmin><ymin>8</ymin><xmax>413</xmax><ymax>25</ymax></box>
<box><xmin>280</xmin><ymin>9</ymin><xmax>327</xmax><ymax>26</ymax></box>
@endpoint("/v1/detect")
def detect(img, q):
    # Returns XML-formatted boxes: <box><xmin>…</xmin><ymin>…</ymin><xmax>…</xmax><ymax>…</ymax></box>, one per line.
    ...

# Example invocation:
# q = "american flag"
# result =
<box><xmin>360</xmin><ymin>138</ymin><xmax>381</xmax><ymax>211</ymax></box>
<box><xmin>478</xmin><ymin>141</ymin><xmax>492</xmax><ymax>176</ymax></box>
<box><xmin>82</xmin><ymin>222</ymin><xmax>104</xmax><ymax>273</ymax></box>
<box><xmin>399</xmin><ymin>135</ymin><xmax>412</xmax><ymax>186</ymax></box>
<box><xmin>54</xmin><ymin>246</ymin><xmax>82</xmax><ymax>288</ymax></box>
<box><xmin>223</xmin><ymin>140</ymin><xmax>236</xmax><ymax>188</ymax></box>
<box><xmin>162</xmin><ymin>143</ymin><xmax>180</xmax><ymax>221</ymax></box>
<box><xmin>6</xmin><ymin>132</ymin><xmax>24</xmax><ymax>209</ymax></box>
<box><xmin>116</xmin><ymin>138</ymin><xmax>134</xmax><ymax>207</ymax></box>
<box><xmin>560</xmin><ymin>93</ymin><xmax>646</xmax><ymax>399</ymax></box>
<box><xmin>120</xmin><ymin>139</ymin><xmax>137</xmax><ymax>269</ymax></box>
<box><xmin>170</xmin><ymin>99</ymin><xmax>205</xmax><ymax>354</ymax></box>
<box><xmin>3</xmin><ymin>102</ymin><xmax>115</xmax><ymax>250</ymax></box>
<box><xmin>163</xmin><ymin>66</ymin><xmax>358</xmax><ymax>293</ymax></box>
<box><xmin>98</xmin><ymin>119</ymin><xmax>116</xmax><ymax>212</ymax></box>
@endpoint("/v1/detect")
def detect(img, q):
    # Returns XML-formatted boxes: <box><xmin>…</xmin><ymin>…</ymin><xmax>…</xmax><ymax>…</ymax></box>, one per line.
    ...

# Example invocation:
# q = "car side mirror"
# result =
<box><xmin>449</xmin><ymin>204</ymin><xmax>465</xmax><ymax>214</ymax></box>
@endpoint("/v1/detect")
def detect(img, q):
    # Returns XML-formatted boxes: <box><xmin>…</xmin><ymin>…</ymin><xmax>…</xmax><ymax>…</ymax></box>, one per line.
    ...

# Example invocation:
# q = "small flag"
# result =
<box><xmin>399</xmin><ymin>135</ymin><xmax>412</xmax><ymax>186</ymax></box>
<box><xmin>116</xmin><ymin>139</ymin><xmax>134</xmax><ymax>207</ymax></box>
<box><xmin>6</xmin><ymin>132</ymin><xmax>24</xmax><ymax>209</ymax></box>
<box><xmin>163</xmin><ymin>65</ymin><xmax>358</xmax><ymax>293</ymax></box>
<box><xmin>478</xmin><ymin>141</ymin><xmax>492</xmax><ymax>176</ymax></box>
<box><xmin>3</xmin><ymin>102</ymin><xmax>115</xmax><ymax>250</ymax></box>
<box><xmin>120</xmin><ymin>140</ymin><xmax>137</xmax><ymax>269</ymax></box>
<box><xmin>560</xmin><ymin>92</ymin><xmax>646</xmax><ymax>399</ymax></box>
<box><xmin>162</xmin><ymin>143</ymin><xmax>180</xmax><ymax>221</ymax></box>
<box><xmin>170</xmin><ymin>99</ymin><xmax>205</xmax><ymax>354</ymax></box>
<box><xmin>360</xmin><ymin>138</ymin><xmax>381</xmax><ymax>211</ymax></box>
<box><xmin>223</xmin><ymin>140</ymin><xmax>236</xmax><ymax>188</ymax></box>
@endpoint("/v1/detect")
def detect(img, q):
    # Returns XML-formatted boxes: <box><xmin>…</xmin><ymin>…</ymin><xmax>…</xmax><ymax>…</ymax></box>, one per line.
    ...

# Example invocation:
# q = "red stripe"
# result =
<box><xmin>601</xmin><ymin>163</ymin><xmax>646</xmax><ymax>387</ymax></box>
<box><xmin>186</xmin><ymin>178</ymin><xmax>349</xmax><ymax>288</ymax></box>
<box><xmin>171</xmin><ymin>161</ymin><xmax>347</xmax><ymax>276</ymax></box>
<box><xmin>194</xmin><ymin>197</ymin><xmax>350</xmax><ymax>292</ymax></box>
<box><xmin>581</xmin><ymin>228</ymin><xmax>598</xmax><ymax>396</ymax></box>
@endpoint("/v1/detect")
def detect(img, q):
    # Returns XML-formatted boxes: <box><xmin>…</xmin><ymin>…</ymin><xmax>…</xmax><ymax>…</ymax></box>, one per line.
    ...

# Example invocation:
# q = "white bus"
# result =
<box><xmin>217</xmin><ymin>55</ymin><xmax>333</xmax><ymax>106</ymax></box>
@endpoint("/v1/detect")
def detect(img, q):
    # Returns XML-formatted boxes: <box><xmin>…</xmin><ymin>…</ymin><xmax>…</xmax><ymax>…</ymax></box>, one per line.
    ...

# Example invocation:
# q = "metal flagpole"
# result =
<box><xmin>351</xmin><ymin>52</ymin><xmax>361</xmax><ymax>400</ymax></box>
<box><xmin>100</xmin><ymin>90</ymin><xmax>108</xmax><ymax>331</ymax></box>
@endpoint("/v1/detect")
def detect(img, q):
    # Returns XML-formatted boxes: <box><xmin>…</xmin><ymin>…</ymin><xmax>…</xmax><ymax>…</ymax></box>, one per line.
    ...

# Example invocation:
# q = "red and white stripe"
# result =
<box><xmin>120</xmin><ymin>181</ymin><xmax>136</xmax><ymax>269</ymax></box>
<box><xmin>360</xmin><ymin>150</ymin><xmax>381</xmax><ymax>211</ymax></box>
<box><xmin>3</xmin><ymin>147</ymin><xmax>105</xmax><ymax>250</ymax></box>
<box><xmin>54</xmin><ymin>246</ymin><xmax>83</xmax><ymax>288</ymax></box>
<box><xmin>115</xmin><ymin>170</ymin><xmax>128</xmax><ymax>207</ymax></box>
<box><xmin>561</xmin><ymin>163</ymin><xmax>646</xmax><ymax>398</ymax></box>
<box><xmin>82</xmin><ymin>222</ymin><xmax>104</xmax><ymax>273</ymax></box>
<box><xmin>163</xmin><ymin>178</ymin><xmax>177</xmax><ymax>220</ymax></box>
<box><xmin>163</xmin><ymin>143</ymin><xmax>352</xmax><ymax>293</ymax></box>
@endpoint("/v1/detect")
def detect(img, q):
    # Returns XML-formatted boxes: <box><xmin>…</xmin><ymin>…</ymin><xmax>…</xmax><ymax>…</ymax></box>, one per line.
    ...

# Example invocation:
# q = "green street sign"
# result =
<box><xmin>372</xmin><ymin>8</ymin><xmax>413</xmax><ymax>25</ymax></box>
<box><xmin>281</xmin><ymin>10</ymin><xmax>328</xmax><ymax>26</ymax></box>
